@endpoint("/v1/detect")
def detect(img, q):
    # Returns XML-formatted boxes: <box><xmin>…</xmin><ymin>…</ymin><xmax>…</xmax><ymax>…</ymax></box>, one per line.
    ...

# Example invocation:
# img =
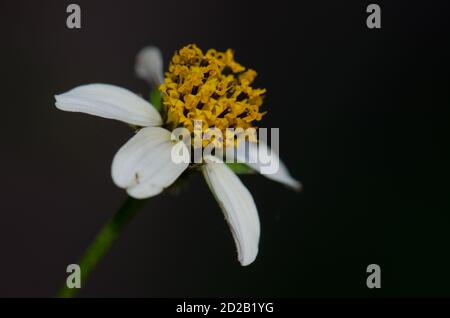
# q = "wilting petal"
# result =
<box><xmin>236</xmin><ymin>140</ymin><xmax>302</xmax><ymax>191</ymax></box>
<box><xmin>135</xmin><ymin>46</ymin><xmax>164</xmax><ymax>87</ymax></box>
<box><xmin>202</xmin><ymin>156</ymin><xmax>260</xmax><ymax>266</ymax></box>
<box><xmin>112</xmin><ymin>127</ymin><xmax>189</xmax><ymax>199</ymax></box>
<box><xmin>55</xmin><ymin>83</ymin><xmax>162</xmax><ymax>127</ymax></box>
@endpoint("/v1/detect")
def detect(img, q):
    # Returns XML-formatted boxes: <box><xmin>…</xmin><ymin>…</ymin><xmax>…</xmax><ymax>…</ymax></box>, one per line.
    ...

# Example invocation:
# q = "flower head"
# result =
<box><xmin>54</xmin><ymin>44</ymin><xmax>301</xmax><ymax>266</ymax></box>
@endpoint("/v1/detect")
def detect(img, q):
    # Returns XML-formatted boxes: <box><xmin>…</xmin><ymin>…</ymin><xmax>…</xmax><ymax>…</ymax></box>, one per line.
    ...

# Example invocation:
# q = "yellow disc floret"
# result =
<box><xmin>159</xmin><ymin>44</ymin><xmax>266</xmax><ymax>147</ymax></box>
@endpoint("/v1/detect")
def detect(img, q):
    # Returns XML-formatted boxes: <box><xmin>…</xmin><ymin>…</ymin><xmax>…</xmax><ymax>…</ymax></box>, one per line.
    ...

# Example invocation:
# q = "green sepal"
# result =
<box><xmin>149</xmin><ymin>89</ymin><xmax>162</xmax><ymax>112</ymax></box>
<box><xmin>226</xmin><ymin>162</ymin><xmax>255</xmax><ymax>174</ymax></box>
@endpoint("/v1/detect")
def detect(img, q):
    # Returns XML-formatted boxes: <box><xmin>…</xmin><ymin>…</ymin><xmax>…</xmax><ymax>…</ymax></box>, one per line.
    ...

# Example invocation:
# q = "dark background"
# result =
<box><xmin>0</xmin><ymin>0</ymin><xmax>449</xmax><ymax>297</ymax></box>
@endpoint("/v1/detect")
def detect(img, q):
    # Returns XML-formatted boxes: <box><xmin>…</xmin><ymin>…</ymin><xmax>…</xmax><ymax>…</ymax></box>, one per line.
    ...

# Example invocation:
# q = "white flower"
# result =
<box><xmin>54</xmin><ymin>46</ymin><xmax>301</xmax><ymax>266</ymax></box>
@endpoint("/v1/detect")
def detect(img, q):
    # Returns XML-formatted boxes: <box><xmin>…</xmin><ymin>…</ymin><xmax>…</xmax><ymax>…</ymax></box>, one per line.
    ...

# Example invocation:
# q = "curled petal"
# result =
<box><xmin>202</xmin><ymin>156</ymin><xmax>260</xmax><ymax>266</ymax></box>
<box><xmin>236</xmin><ymin>140</ymin><xmax>302</xmax><ymax>191</ymax></box>
<box><xmin>55</xmin><ymin>83</ymin><xmax>162</xmax><ymax>127</ymax></box>
<box><xmin>112</xmin><ymin>127</ymin><xmax>189</xmax><ymax>199</ymax></box>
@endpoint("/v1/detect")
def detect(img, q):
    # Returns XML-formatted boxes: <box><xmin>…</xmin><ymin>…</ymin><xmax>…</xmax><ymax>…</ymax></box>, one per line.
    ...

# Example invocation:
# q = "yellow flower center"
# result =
<box><xmin>159</xmin><ymin>44</ymin><xmax>266</xmax><ymax>147</ymax></box>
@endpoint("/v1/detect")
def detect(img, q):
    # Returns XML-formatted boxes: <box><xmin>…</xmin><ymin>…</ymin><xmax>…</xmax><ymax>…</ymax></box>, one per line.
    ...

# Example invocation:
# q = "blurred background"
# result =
<box><xmin>0</xmin><ymin>0</ymin><xmax>449</xmax><ymax>297</ymax></box>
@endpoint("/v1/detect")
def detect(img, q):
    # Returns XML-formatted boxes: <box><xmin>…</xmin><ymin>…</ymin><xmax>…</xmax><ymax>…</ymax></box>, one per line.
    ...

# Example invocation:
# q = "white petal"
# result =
<box><xmin>236</xmin><ymin>140</ymin><xmax>302</xmax><ymax>191</ymax></box>
<box><xmin>112</xmin><ymin>127</ymin><xmax>189</xmax><ymax>199</ymax></box>
<box><xmin>202</xmin><ymin>156</ymin><xmax>260</xmax><ymax>266</ymax></box>
<box><xmin>135</xmin><ymin>46</ymin><xmax>164</xmax><ymax>87</ymax></box>
<box><xmin>55</xmin><ymin>84</ymin><xmax>162</xmax><ymax>127</ymax></box>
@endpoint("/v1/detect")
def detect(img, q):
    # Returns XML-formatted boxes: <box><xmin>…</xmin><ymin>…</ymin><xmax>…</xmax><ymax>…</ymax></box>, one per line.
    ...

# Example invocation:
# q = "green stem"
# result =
<box><xmin>57</xmin><ymin>196</ymin><xmax>148</xmax><ymax>298</ymax></box>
